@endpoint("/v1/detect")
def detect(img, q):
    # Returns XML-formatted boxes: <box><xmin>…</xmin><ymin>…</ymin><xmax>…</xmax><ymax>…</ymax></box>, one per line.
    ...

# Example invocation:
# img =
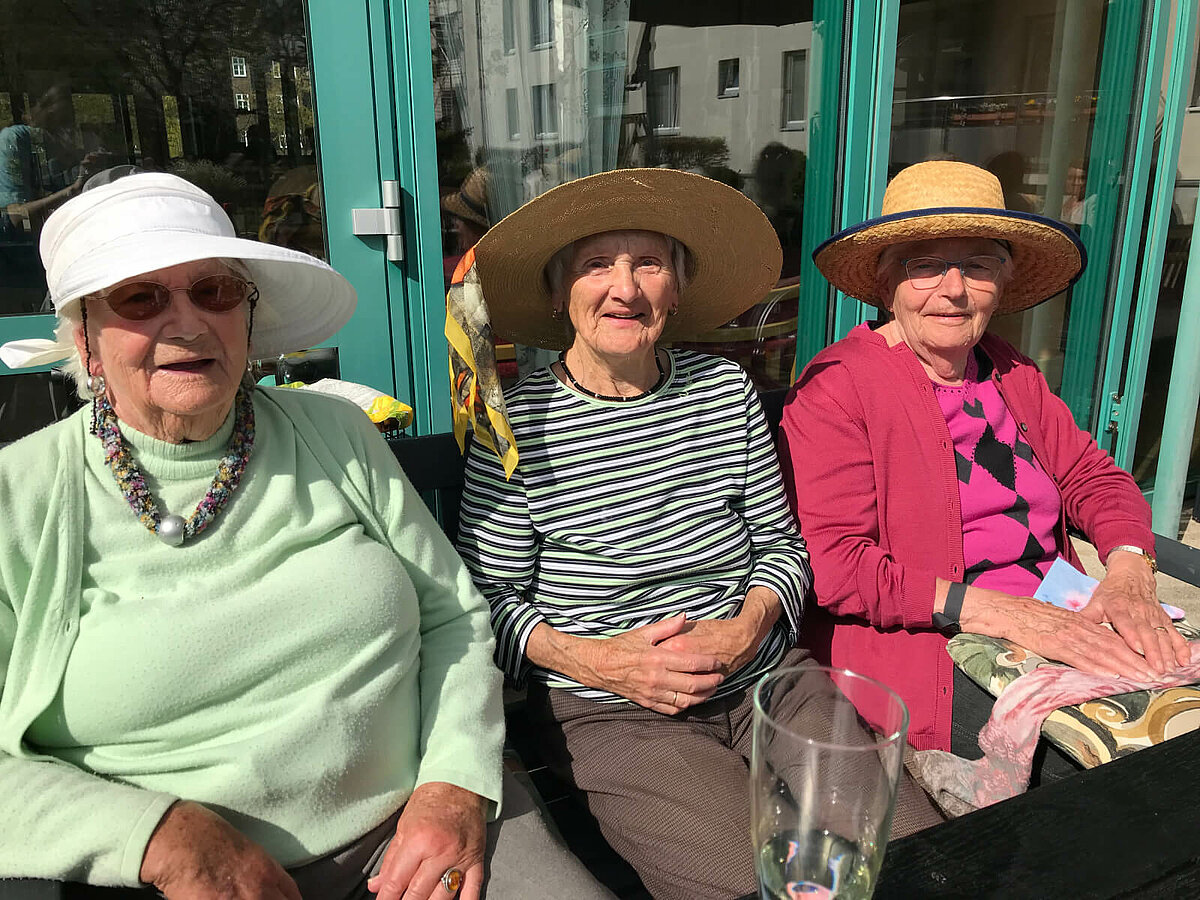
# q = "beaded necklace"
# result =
<box><xmin>93</xmin><ymin>385</ymin><xmax>256</xmax><ymax>546</ymax></box>
<box><xmin>557</xmin><ymin>350</ymin><xmax>666</xmax><ymax>402</ymax></box>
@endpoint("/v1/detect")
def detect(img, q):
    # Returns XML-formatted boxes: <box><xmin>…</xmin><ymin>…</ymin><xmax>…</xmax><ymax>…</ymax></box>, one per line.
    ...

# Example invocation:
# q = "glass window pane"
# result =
<box><xmin>530</xmin><ymin>0</ymin><xmax>553</xmax><ymax>49</ymax></box>
<box><xmin>1</xmin><ymin>5</ymin><xmax>326</xmax><ymax>324</ymax></box>
<box><xmin>503</xmin><ymin>0</ymin><xmax>517</xmax><ymax>52</ymax></box>
<box><xmin>430</xmin><ymin>1</ymin><xmax>825</xmax><ymax>391</ymax></box>
<box><xmin>1130</xmin><ymin>33</ymin><xmax>1200</xmax><ymax>493</ymax></box>
<box><xmin>718</xmin><ymin>58</ymin><xmax>740</xmax><ymax>99</ymax></box>
<box><xmin>782</xmin><ymin>51</ymin><xmax>807</xmax><ymax>130</ymax></box>
<box><xmin>888</xmin><ymin>0</ymin><xmax>1140</xmax><ymax>397</ymax></box>
<box><xmin>1</xmin><ymin>2</ymin><xmax>326</xmax><ymax>438</ymax></box>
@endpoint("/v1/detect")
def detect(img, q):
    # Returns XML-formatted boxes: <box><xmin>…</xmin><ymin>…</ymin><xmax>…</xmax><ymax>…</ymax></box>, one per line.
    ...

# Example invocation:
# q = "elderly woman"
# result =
<box><xmin>0</xmin><ymin>172</ymin><xmax>612</xmax><ymax>900</ymax></box>
<box><xmin>780</xmin><ymin>160</ymin><xmax>1188</xmax><ymax>778</ymax></box>
<box><xmin>455</xmin><ymin>169</ymin><xmax>941</xmax><ymax>900</ymax></box>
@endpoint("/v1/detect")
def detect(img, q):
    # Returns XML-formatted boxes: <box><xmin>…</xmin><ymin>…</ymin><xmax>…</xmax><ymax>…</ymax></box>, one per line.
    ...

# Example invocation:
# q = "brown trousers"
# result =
<box><xmin>524</xmin><ymin>648</ymin><xmax>941</xmax><ymax>900</ymax></box>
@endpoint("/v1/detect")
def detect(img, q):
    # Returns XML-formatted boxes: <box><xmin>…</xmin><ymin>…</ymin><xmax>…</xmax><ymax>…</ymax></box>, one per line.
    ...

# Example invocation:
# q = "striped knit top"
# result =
<box><xmin>457</xmin><ymin>350</ymin><xmax>811</xmax><ymax>703</ymax></box>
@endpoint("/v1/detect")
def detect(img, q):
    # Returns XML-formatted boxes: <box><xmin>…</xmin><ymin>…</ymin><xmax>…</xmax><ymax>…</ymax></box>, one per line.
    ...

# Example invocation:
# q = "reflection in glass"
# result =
<box><xmin>888</xmin><ymin>0</ymin><xmax>1113</xmax><ymax>393</ymax></box>
<box><xmin>1130</xmin><ymin>41</ymin><xmax>1200</xmax><ymax>497</ymax></box>
<box><xmin>430</xmin><ymin>0</ymin><xmax>819</xmax><ymax>389</ymax></box>
<box><xmin>0</xmin><ymin>2</ymin><xmax>324</xmax><ymax>322</ymax></box>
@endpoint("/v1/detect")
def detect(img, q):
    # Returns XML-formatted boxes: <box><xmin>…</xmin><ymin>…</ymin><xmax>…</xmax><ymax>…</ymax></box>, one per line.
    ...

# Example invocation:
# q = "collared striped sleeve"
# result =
<box><xmin>457</xmin><ymin>442</ymin><xmax>544</xmax><ymax>684</ymax></box>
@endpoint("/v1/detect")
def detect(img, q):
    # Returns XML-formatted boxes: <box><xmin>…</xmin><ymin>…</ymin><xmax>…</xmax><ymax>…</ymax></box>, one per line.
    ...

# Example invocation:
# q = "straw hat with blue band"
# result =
<box><xmin>0</xmin><ymin>172</ymin><xmax>357</xmax><ymax>371</ymax></box>
<box><xmin>813</xmin><ymin>160</ymin><xmax>1087</xmax><ymax>313</ymax></box>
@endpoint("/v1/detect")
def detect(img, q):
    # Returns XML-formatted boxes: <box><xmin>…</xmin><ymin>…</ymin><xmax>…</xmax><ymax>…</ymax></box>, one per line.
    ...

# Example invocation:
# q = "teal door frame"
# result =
<box><xmin>383</xmin><ymin>0</ymin><xmax>453</xmax><ymax>436</ymax></box>
<box><xmin>794</xmin><ymin>0</ymin><xmax>847</xmax><ymax>367</ymax></box>
<box><xmin>1110</xmin><ymin>0</ymin><xmax>1199</xmax><ymax>474</ymax></box>
<box><xmin>829</xmin><ymin>0</ymin><xmax>899</xmax><ymax>343</ymax></box>
<box><xmin>307</xmin><ymin>0</ymin><xmax>414</xmax><ymax>409</ymax></box>
<box><xmin>1057</xmin><ymin>0</ymin><xmax>1157</xmax><ymax>433</ymax></box>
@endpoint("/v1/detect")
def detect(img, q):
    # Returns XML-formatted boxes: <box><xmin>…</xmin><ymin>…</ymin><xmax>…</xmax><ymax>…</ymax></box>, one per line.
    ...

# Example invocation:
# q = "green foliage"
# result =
<box><xmin>644</xmin><ymin>136</ymin><xmax>731</xmax><ymax>170</ymax></box>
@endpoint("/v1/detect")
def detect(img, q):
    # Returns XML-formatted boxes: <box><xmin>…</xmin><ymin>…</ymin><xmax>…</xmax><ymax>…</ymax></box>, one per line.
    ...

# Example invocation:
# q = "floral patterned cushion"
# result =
<box><xmin>947</xmin><ymin>623</ymin><xmax>1200</xmax><ymax>768</ymax></box>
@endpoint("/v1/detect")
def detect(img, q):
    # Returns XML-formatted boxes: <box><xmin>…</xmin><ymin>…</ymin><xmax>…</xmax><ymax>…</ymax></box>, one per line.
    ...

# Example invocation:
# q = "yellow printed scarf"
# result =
<box><xmin>445</xmin><ymin>247</ymin><xmax>519</xmax><ymax>478</ymax></box>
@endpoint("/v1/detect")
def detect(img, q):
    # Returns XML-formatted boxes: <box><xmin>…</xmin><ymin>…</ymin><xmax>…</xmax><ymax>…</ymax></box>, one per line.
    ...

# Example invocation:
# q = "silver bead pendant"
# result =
<box><xmin>157</xmin><ymin>514</ymin><xmax>188</xmax><ymax>546</ymax></box>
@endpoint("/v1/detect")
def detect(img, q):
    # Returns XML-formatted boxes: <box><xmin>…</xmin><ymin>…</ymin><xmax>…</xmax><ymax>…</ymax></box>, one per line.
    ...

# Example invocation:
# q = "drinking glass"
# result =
<box><xmin>750</xmin><ymin>665</ymin><xmax>910</xmax><ymax>900</ymax></box>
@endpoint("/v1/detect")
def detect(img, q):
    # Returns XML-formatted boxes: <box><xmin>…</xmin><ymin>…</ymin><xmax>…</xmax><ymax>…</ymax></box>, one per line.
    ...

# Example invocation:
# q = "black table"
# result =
<box><xmin>8</xmin><ymin>730</ymin><xmax>1200</xmax><ymax>899</ymax></box>
<box><xmin>873</xmin><ymin>727</ymin><xmax>1200</xmax><ymax>898</ymax></box>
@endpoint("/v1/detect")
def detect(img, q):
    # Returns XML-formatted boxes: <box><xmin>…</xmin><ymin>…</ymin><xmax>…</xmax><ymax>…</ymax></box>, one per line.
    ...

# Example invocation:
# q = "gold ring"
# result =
<box><xmin>441</xmin><ymin>867</ymin><xmax>464</xmax><ymax>894</ymax></box>
<box><xmin>1154</xmin><ymin>626</ymin><xmax>1169</xmax><ymax>633</ymax></box>
<box><xmin>672</xmin><ymin>690</ymin><xmax>679</xmax><ymax>705</ymax></box>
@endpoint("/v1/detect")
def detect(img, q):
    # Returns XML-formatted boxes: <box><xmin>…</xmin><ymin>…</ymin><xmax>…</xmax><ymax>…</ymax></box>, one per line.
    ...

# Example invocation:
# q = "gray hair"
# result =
<box><xmin>544</xmin><ymin>231</ymin><xmax>692</xmax><ymax>301</ymax></box>
<box><xmin>57</xmin><ymin>257</ymin><xmax>254</xmax><ymax>399</ymax></box>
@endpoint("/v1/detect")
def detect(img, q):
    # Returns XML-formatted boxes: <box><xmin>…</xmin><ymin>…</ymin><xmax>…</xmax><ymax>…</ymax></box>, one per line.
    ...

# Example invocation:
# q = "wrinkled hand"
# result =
<box><xmin>659</xmin><ymin>587</ymin><xmax>780</xmax><ymax>677</ymax></box>
<box><xmin>984</xmin><ymin>590</ymin><xmax>1161</xmax><ymax>681</ymax></box>
<box><xmin>368</xmin><ymin>782</ymin><xmax>486</xmax><ymax>900</ymax></box>
<box><xmin>1080</xmin><ymin>552</ymin><xmax>1189</xmax><ymax>674</ymax></box>
<box><xmin>140</xmin><ymin>800</ymin><xmax>301</xmax><ymax>900</ymax></box>
<box><xmin>573</xmin><ymin>614</ymin><xmax>726</xmax><ymax>714</ymax></box>
<box><xmin>658</xmin><ymin>617</ymin><xmax>760</xmax><ymax>676</ymax></box>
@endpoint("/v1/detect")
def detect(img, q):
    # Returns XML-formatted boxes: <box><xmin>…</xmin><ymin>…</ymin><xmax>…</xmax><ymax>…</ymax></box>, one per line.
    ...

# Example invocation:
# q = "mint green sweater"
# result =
<box><xmin>0</xmin><ymin>388</ymin><xmax>503</xmax><ymax>886</ymax></box>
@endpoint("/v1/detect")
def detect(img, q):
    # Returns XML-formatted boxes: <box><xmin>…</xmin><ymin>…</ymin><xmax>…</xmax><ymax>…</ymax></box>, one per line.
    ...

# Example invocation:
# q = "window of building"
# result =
<box><xmin>648</xmin><ymin>67</ymin><xmax>679</xmax><ymax>133</ymax></box>
<box><xmin>781</xmin><ymin>51</ymin><xmax>807</xmax><ymax>130</ymax></box>
<box><xmin>530</xmin><ymin>0</ymin><xmax>553</xmax><ymax>49</ymax></box>
<box><xmin>502</xmin><ymin>0</ymin><xmax>517</xmax><ymax>52</ymax></box>
<box><xmin>717</xmin><ymin>58</ymin><xmax>740</xmax><ymax>98</ymax></box>
<box><xmin>235</xmin><ymin>93</ymin><xmax>250</xmax><ymax>111</ymax></box>
<box><xmin>271</xmin><ymin>60</ymin><xmax>281</xmax><ymax>79</ymax></box>
<box><xmin>278</xmin><ymin>133</ymin><xmax>288</xmax><ymax>151</ymax></box>
<box><xmin>531</xmin><ymin>83</ymin><xmax>558</xmax><ymax>139</ymax></box>
<box><xmin>240</xmin><ymin>129</ymin><xmax>250</xmax><ymax>146</ymax></box>
<box><xmin>506</xmin><ymin>87</ymin><xmax>520</xmax><ymax>139</ymax></box>
<box><xmin>231</xmin><ymin>56</ymin><xmax>247</xmax><ymax>78</ymax></box>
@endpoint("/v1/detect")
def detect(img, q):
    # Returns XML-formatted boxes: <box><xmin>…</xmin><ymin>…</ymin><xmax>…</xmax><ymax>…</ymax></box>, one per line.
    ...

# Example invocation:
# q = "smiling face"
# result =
<box><xmin>556</xmin><ymin>230</ymin><xmax>679</xmax><ymax>363</ymax></box>
<box><xmin>74</xmin><ymin>258</ymin><xmax>252</xmax><ymax>442</ymax></box>
<box><xmin>877</xmin><ymin>236</ymin><xmax>1010</xmax><ymax>362</ymax></box>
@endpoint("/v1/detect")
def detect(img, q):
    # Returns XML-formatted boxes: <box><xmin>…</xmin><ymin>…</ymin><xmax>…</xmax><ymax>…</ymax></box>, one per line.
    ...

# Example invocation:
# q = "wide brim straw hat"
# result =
<box><xmin>0</xmin><ymin>171</ymin><xmax>356</xmax><ymax>369</ymax></box>
<box><xmin>441</xmin><ymin>167</ymin><xmax>492</xmax><ymax>230</ymax></box>
<box><xmin>472</xmin><ymin>168</ymin><xmax>782</xmax><ymax>350</ymax></box>
<box><xmin>813</xmin><ymin>160</ymin><xmax>1086</xmax><ymax>314</ymax></box>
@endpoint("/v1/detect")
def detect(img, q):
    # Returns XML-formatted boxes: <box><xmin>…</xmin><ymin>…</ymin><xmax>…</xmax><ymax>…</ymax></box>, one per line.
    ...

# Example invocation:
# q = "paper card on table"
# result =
<box><xmin>1033</xmin><ymin>557</ymin><xmax>1098</xmax><ymax>611</ymax></box>
<box><xmin>1033</xmin><ymin>556</ymin><xmax>1185</xmax><ymax>619</ymax></box>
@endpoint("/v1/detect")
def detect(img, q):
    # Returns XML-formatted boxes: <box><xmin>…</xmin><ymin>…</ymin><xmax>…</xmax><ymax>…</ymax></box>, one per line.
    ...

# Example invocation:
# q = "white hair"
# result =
<box><xmin>57</xmin><ymin>257</ymin><xmax>254</xmax><ymax>399</ymax></box>
<box><xmin>544</xmin><ymin>231</ymin><xmax>692</xmax><ymax>302</ymax></box>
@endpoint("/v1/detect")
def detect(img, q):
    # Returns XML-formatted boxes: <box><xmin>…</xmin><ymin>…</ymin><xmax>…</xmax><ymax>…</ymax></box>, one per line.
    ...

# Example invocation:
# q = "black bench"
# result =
<box><xmin>6</xmin><ymin>388</ymin><xmax>1200</xmax><ymax>899</ymax></box>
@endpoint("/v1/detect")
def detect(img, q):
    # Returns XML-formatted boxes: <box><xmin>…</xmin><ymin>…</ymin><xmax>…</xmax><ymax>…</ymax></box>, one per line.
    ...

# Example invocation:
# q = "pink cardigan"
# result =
<box><xmin>779</xmin><ymin>324</ymin><xmax>1154</xmax><ymax>751</ymax></box>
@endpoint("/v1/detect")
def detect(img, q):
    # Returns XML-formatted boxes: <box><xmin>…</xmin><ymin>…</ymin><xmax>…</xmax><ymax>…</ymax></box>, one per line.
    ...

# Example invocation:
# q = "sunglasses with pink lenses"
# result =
<box><xmin>103</xmin><ymin>274</ymin><xmax>258</xmax><ymax>321</ymax></box>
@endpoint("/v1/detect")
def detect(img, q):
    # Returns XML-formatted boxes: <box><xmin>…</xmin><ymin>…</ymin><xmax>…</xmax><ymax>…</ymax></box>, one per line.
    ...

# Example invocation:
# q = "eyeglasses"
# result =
<box><xmin>578</xmin><ymin>258</ymin><xmax>668</xmax><ymax>278</ymax></box>
<box><xmin>102</xmin><ymin>274</ymin><xmax>258</xmax><ymax>321</ymax></box>
<box><xmin>900</xmin><ymin>255</ymin><xmax>1006</xmax><ymax>291</ymax></box>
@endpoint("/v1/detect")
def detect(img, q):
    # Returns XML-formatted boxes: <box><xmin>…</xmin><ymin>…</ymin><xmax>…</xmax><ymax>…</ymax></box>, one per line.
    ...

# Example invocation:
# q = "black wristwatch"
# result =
<box><xmin>932</xmin><ymin>582</ymin><xmax>967</xmax><ymax>636</ymax></box>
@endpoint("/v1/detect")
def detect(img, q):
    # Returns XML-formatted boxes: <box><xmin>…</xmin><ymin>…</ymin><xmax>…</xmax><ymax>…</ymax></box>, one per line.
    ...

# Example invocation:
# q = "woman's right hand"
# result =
<box><xmin>140</xmin><ymin>801</ymin><xmax>302</xmax><ymax>900</ymax></box>
<box><xmin>527</xmin><ymin>615</ymin><xmax>726</xmax><ymax>714</ymax></box>
<box><xmin>966</xmin><ymin>588</ymin><xmax>1160</xmax><ymax>681</ymax></box>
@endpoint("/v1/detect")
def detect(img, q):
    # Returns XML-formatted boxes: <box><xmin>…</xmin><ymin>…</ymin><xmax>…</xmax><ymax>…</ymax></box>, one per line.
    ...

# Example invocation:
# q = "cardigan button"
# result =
<box><xmin>1019</xmin><ymin>422</ymin><xmax>1028</xmax><ymax>432</ymax></box>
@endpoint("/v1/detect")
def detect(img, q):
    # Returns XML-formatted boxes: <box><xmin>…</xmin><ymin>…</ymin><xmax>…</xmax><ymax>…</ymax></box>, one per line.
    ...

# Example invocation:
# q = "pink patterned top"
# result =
<box><xmin>934</xmin><ymin>351</ymin><xmax>1060</xmax><ymax>597</ymax></box>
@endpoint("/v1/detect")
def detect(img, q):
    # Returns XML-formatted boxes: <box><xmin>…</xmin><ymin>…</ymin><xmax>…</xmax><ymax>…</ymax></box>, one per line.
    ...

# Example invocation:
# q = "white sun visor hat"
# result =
<box><xmin>0</xmin><ymin>172</ymin><xmax>357</xmax><ymax>368</ymax></box>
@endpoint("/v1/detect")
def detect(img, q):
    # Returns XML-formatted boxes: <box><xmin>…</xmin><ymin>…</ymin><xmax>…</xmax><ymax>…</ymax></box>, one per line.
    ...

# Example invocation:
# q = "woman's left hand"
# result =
<box><xmin>367</xmin><ymin>782</ymin><xmax>487</xmax><ymax>900</ymax></box>
<box><xmin>659</xmin><ymin>586</ymin><xmax>781</xmax><ymax>675</ymax></box>
<box><xmin>1082</xmin><ymin>550</ymin><xmax>1190</xmax><ymax>674</ymax></box>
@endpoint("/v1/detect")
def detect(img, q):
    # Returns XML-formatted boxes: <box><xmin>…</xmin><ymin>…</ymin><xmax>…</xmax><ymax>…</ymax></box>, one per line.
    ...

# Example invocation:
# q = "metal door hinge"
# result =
<box><xmin>352</xmin><ymin>180</ymin><xmax>404</xmax><ymax>262</ymax></box>
<box><xmin>1103</xmin><ymin>391</ymin><xmax>1123</xmax><ymax>435</ymax></box>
